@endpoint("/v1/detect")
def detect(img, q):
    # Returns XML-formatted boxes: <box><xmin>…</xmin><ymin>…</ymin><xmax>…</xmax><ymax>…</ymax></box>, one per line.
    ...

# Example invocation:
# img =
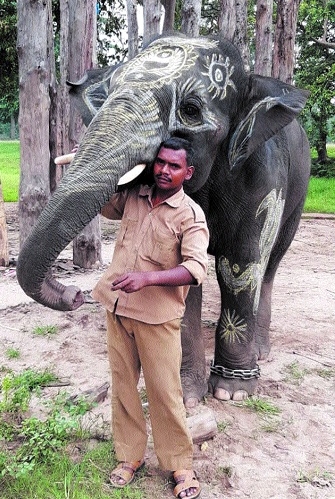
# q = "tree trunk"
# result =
<box><xmin>272</xmin><ymin>0</ymin><xmax>300</xmax><ymax>84</ymax></box>
<box><xmin>10</xmin><ymin>113</ymin><xmax>16</xmax><ymax>139</ymax></box>
<box><xmin>162</xmin><ymin>0</ymin><xmax>176</xmax><ymax>32</ymax></box>
<box><xmin>143</xmin><ymin>0</ymin><xmax>162</xmax><ymax>46</ymax></box>
<box><xmin>233</xmin><ymin>0</ymin><xmax>250</xmax><ymax>71</ymax></box>
<box><xmin>254</xmin><ymin>0</ymin><xmax>273</xmax><ymax>76</ymax></box>
<box><xmin>313</xmin><ymin>108</ymin><xmax>329</xmax><ymax>164</ymax></box>
<box><xmin>126</xmin><ymin>0</ymin><xmax>139</xmax><ymax>59</ymax></box>
<box><xmin>67</xmin><ymin>0</ymin><xmax>102</xmax><ymax>269</ymax></box>
<box><xmin>17</xmin><ymin>0</ymin><xmax>53</xmax><ymax>247</ymax></box>
<box><xmin>181</xmin><ymin>0</ymin><xmax>202</xmax><ymax>37</ymax></box>
<box><xmin>49</xmin><ymin>0</ymin><xmax>62</xmax><ymax>193</ymax></box>
<box><xmin>218</xmin><ymin>0</ymin><xmax>236</xmax><ymax>41</ymax></box>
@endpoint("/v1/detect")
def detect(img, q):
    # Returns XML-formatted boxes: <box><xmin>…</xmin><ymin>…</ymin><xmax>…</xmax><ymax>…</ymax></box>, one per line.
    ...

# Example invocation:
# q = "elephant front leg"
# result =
<box><xmin>180</xmin><ymin>285</ymin><xmax>207</xmax><ymax>408</ymax></box>
<box><xmin>208</xmin><ymin>305</ymin><xmax>260</xmax><ymax>401</ymax></box>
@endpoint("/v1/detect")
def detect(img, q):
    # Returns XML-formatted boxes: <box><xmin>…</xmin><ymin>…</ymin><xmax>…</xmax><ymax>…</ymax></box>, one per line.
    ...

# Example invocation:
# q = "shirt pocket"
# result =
<box><xmin>147</xmin><ymin>228</ymin><xmax>181</xmax><ymax>269</ymax></box>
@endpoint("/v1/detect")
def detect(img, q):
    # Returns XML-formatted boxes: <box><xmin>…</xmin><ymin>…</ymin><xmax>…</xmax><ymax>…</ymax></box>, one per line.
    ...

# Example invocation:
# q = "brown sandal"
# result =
<box><xmin>173</xmin><ymin>469</ymin><xmax>201</xmax><ymax>498</ymax></box>
<box><xmin>109</xmin><ymin>459</ymin><xmax>145</xmax><ymax>488</ymax></box>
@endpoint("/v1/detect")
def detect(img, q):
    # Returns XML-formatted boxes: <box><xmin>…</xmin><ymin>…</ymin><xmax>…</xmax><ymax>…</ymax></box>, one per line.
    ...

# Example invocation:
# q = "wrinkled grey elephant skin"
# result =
<box><xmin>17</xmin><ymin>34</ymin><xmax>311</xmax><ymax>405</ymax></box>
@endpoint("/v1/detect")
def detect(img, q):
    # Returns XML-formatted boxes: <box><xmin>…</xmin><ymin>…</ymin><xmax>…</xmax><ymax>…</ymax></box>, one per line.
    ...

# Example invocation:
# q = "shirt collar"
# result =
<box><xmin>139</xmin><ymin>184</ymin><xmax>185</xmax><ymax>208</ymax></box>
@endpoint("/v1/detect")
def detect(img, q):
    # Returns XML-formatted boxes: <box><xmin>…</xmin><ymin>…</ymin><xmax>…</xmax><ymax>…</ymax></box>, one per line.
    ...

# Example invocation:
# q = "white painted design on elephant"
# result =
<box><xmin>219</xmin><ymin>309</ymin><xmax>247</xmax><ymax>344</ymax></box>
<box><xmin>228</xmin><ymin>97</ymin><xmax>282</xmax><ymax>168</ymax></box>
<box><xmin>150</xmin><ymin>36</ymin><xmax>218</xmax><ymax>51</ymax></box>
<box><xmin>202</xmin><ymin>55</ymin><xmax>237</xmax><ymax>100</ymax></box>
<box><xmin>219</xmin><ymin>189</ymin><xmax>285</xmax><ymax>315</ymax></box>
<box><xmin>110</xmin><ymin>43</ymin><xmax>199</xmax><ymax>90</ymax></box>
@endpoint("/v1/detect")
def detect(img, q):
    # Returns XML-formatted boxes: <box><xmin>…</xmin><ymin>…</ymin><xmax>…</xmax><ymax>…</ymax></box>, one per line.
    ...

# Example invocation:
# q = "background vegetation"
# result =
<box><xmin>0</xmin><ymin>141</ymin><xmax>334</xmax><ymax>213</ymax></box>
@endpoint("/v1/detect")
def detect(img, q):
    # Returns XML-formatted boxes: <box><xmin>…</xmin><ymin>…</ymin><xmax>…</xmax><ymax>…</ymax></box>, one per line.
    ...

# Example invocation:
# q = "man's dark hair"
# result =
<box><xmin>160</xmin><ymin>137</ymin><xmax>195</xmax><ymax>166</ymax></box>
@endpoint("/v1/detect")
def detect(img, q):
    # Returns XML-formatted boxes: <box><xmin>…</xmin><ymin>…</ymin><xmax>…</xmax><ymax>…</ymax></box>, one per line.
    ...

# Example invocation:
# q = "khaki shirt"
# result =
<box><xmin>91</xmin><ymin>184</ymin><xmax>209</xmax><ymax>324</ymax></box>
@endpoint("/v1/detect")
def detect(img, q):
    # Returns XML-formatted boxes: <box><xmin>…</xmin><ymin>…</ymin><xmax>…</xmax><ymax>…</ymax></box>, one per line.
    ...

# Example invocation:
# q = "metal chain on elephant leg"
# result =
<box><xmin>210</xmin><ymin>361</ymin><xmax>261</xmax><ymax>380</ymax></box>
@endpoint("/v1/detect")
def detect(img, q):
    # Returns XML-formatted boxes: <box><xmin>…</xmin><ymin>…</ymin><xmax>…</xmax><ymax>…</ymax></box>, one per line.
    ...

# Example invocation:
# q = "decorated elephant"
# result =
<box><xmin>17</xmin><ymin>34</ymin><xmax>310</xmax><ymax>407</ymax></box>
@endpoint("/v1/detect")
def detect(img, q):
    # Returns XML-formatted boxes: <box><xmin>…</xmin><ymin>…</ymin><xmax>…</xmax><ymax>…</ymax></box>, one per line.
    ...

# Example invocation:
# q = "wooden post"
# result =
<box><xmin>0</xmin><ymin>183</ymin><xmax>9</xmax><ymax>267</ymax></box>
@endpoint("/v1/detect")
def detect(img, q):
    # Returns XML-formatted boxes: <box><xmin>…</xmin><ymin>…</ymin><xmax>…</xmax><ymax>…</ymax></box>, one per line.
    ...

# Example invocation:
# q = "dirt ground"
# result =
<box><xmin>1</xmin><ymin>203</ymin><xmax>335</xmax><ymax>499</ymax></box>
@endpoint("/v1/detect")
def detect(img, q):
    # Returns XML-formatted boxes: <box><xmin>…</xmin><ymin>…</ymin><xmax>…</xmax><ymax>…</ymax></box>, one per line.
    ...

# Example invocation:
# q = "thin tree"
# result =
<box><xmin>234</xmin><ymin>0</ymin><xmax>250</xmax><ymax>70</ymax></box>
<box><xmin>66</xmin><ymin>0</ymin><xmax>102</xmax><ymax>269</ymax></box>
<box><xmin>162</xmin><ymin>0</ymin><xmax>177</xmax><ymax>31</ymax></box>
<box><xmin>17</xmin><ymin>0</ymin><xmax>55</xmax><ymax>247</ymax></box>
<box><xmin>272</xmin><ymin>0</ymin><xmax>301</xmax><ymax>83</ymax></box>
<box><xmin>126</xmin><ymin>0</ymin><xmax>139</xmax><ymax>59</ymax></box>
<box><xmin>143</xmin><ymin>0</ymin><xmax>162</xmax><ymax>46</ymax></box>
<box><xmin>218</xmin><ymin>0</ymin><xmax>236</xmax><ymax>41</ymax></box>
<box><xmin>217</xmin><ymin>0</ymin><xmax>249</xmax><ymax>70</ymax></box>
<box><xmin>254</xmin><ymin>0</ymin><xmax>273</xmax><ymax>76</ymax></box>
<box><xmin>181</xmin><ymin>0</ymin><xmax>202</xmax><ymax>37</ymax></box>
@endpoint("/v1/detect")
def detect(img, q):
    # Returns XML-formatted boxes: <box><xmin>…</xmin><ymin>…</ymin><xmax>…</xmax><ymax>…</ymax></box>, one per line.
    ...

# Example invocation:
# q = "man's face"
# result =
<box><xmin>153</xmin><ymin>147</ymin><xmax>194</xmax><ymax>195</ymax></box>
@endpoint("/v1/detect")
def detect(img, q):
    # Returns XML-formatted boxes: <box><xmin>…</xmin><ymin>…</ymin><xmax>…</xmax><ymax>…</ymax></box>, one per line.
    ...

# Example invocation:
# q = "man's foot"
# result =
<box><xmin>109</xmin><ymin>460</ymin><xmax>144</xmax><ymax>488</ymax></box>
<box><xmin>173</xmin><ymin>470</ymin><xmax>201</xmax><ymax>498</ymax></box>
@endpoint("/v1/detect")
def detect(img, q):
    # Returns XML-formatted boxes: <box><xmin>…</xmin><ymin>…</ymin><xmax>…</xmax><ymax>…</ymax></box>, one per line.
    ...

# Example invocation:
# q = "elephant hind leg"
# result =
<box><xmin>255</xmin><ymin>201</ymin><xmax>306</xmax><ymax>359</ymax></box>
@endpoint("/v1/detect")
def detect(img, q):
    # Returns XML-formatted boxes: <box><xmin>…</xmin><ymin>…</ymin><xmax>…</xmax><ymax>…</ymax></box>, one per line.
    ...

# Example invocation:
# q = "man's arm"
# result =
<box><xmin>111</xmin><ymin>266</ymin><xmax>196</xmax><ymax>293</ymax></box>
<box><xmin>100</xmin><ymin>190</ymin><xmax>128</xmax><ymax>219</ymax></box>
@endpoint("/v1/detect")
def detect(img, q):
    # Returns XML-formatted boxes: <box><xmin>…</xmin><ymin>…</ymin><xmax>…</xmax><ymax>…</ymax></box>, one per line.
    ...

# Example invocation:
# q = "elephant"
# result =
<box><xmin>17</xmin><ymin>34</ymin><xmax>311</xmax><ymax>407</ymax></box>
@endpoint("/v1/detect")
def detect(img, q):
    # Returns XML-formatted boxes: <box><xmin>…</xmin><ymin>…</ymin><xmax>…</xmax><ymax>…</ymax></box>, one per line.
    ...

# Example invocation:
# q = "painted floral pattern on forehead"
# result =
<box><xmin>110</xmin><ymin>37</ymin><xmax>219</xmax><ymax>89</ymax></box>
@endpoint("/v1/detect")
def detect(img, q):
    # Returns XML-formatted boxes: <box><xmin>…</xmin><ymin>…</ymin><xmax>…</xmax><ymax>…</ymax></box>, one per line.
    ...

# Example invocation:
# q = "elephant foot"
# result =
<box><xmin>181</xmin><ymin>374</ymin><xmax>208</xmax><ymax>409</ymax></box>
<box><xmin>255</xmin><ymin>327</ymin><xmax>271</xmax><ymax>360</ymax></box>
<box><xmin>184</xmin><ymin>397</ymin><xmax>200</xmax><ymax>409</ymax></box>
<box><xmin>208</xmin><ymin>374</ymin><xmax>259</xmax><ymax>402</ymax></box>
<box><xmin>213</xmin><ymin>388</ymin><xmax>248</xmax><ymax>401</ymax></box>
<box><xmin>255</xmin><ymin>342</ymin><xmax>271</xmax><ymax>361</ymax></box>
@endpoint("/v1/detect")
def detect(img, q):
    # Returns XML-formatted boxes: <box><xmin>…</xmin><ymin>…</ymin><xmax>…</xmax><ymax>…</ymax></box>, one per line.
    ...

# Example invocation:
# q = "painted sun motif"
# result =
<box><xmin>202</xmin><ymin>54</ymin><xmax>237</xmax><ymax>100</ymax></box>
<box><xmin>219</xmin><ymin>309</ymin><xmax>247</xmax><ymax>344</ymax></box>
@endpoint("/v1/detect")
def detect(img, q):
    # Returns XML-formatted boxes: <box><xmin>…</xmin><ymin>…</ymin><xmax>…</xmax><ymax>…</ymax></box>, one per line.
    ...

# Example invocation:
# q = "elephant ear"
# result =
<box><xmin>67</xmin><ymin>65</ymin><xmax>119</xmax><ymax>126</ymax></box>
<box><xmin>228</xmin><ymin>74</ymin><xmax>310</xmax><ymax>170</ymax></box>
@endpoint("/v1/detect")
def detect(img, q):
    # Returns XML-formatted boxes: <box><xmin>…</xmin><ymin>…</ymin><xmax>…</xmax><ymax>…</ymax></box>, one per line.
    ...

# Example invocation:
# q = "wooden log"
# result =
<box><xmin>187</xmin><ymin>407</ymin><xmax>218</xmax><ymax>444</ymax></box>
<box><xmin>67</xmin><ymin>382</ymin><xmax>110</xmax><ymax>405</ymax></box>
<box><xmin>0</xmin><ymin>183</ymin><xmax>9</xmax><ymax>267</ymax></box>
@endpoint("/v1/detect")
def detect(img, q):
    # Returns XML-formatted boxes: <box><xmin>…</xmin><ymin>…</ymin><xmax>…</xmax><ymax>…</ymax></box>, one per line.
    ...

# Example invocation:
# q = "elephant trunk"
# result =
<box><xmin>17</xmin><ymin>93</ymin><xmax>164</xmax><ymax>310</ymax></box>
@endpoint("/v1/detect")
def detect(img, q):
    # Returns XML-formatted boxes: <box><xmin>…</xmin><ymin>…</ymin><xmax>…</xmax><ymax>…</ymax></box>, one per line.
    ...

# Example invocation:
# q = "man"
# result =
<box><xmin>92</xmin><ymin>137</ymin><xmax>209</xmax><ymax>499</ymax></box>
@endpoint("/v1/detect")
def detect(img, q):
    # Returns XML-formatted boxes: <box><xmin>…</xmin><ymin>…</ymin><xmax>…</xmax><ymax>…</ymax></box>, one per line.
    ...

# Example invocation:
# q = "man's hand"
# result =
<box><xmin>111</xmin><ymin>266</ymin><xmax>195</xmax><ymax>293</ymax></box>
<box><xmin>111</xmin><ymin>273</ymin><xmax>149</xmax><ymax>293</ymax></box>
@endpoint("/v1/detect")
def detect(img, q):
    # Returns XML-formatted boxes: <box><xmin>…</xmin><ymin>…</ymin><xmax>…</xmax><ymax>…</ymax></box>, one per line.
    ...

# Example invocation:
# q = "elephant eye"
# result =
<box><xmin>178</xmin><ymin>98</ymin><xmax>202</xmax><ymax>126</ymax></box>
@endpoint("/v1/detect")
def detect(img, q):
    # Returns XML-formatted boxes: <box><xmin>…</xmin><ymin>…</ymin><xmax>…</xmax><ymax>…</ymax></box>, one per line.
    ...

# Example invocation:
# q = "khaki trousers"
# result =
<box><xmin>106</xmin><ymin>310</ymin><xmax>193</xmax><ymax>471</ymax></box>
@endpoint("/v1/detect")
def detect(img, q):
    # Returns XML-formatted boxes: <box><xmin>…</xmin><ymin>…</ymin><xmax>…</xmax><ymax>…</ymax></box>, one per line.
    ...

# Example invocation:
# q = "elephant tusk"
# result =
<box><xmin>117</xmin><ymin>164</ymin><xmax>147</xmax><ymax>186</ymax></box>
<box><xmin>54</xmin><ymin>152</ymin><xmax>76</xmax><ymax>165</ymax></box>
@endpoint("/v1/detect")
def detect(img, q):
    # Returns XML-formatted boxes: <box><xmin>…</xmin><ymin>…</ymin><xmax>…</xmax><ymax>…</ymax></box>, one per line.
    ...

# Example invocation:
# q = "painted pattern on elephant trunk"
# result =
<box><xmin>218</xmin><ymin>189</ymin><xmax>285</xmax><ymax>343</ymax></box>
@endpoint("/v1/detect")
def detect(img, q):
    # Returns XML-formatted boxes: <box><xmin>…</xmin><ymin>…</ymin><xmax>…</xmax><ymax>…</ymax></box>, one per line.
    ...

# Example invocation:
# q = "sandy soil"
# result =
<box><xmin>1</xmin><ymin>203</ymin><xmax>335</xmax><ymax>498</ymax></box>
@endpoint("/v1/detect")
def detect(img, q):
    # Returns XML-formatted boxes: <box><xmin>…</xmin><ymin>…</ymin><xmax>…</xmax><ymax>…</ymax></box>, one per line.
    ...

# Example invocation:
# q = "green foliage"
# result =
<box><xmin>0</xmin><ymin>369</ymin><xmax>58</xmax><ymax>413</ymax></box>
<box><xmin>295</xmin><ymin>0</ymin><xmax>335</xmax><ymax>172</ymax></box>
<box><xmin>0</xmin><ymin>1</ymin><xmax>19</xmax><ymax>119</ymax></box>
<box><xmin>0</xmin><ymin>140</ymin><xmax>19</xmax><ymax>201</ymax></box>
<box><xmin>4</xmin><ymin>349</ymin><xmax>20</xmax><ymax>360</ymax></box>
<box><xmin>0</xmin><ymin>385</ymin><xmax>94</xmax><ymax>480</ymax></box>
<box><xmin>32</xmin><ymin>325</ymin><xmax>58</xmax><ymax>337</ymax></box>
<box><xmin>97</xmin><ymin>0</ymin><xmax>128</xmax><ymax>65</ymax></box>
<box><xmin>310</xmin><ymin>144</ymin><xmax>335</xmax><ymax>177</ymax></box>
<box><xmin>282</xmin><ymin>361</ymin><xmax>309</xmax><ymax>385</ymax></box>
<box><xmin>304</xmin><ymin>177</ymin><xmax>335</xmax><ymax>213</ymax></box>
<box><xmin>0</xmin><ymin>441</ymin><xmax>145</xmax><ymax>499</ymax></box>
<box><xmin>241</xmin><ymin>396</ymin><xmax>281</xmax><ymax>416</ymax></box>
